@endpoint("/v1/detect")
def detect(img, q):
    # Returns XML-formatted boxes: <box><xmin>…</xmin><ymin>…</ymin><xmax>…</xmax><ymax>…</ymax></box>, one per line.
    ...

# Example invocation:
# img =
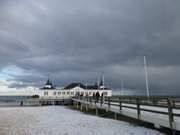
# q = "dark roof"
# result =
<box><xmin>64</xmin><ymin>83</ymin><xmax>110</xmax><ymax>90</ymax></box>
<box><xmin>41</xmin><ymin>79</ymin><xmax>55</xmax><ymax>90</ymax></box>
<box><xmin>41</xmin><ymin>86</ymin><xmax>55</xmax><ymax>90</ymax></box>
<box><xmin>64</xmin><ymin>83</ymin><xmax>86</xmax><ymax>90</ymax></box>
<box><xmin>46</xmin><ymin>79</ymin><xmax>53</xmax><ymax>85</ymax></box>
<box><xmin>87</xmin><ymin>85</ymin><xmax>98</xmax><ymax>90</ymax></box>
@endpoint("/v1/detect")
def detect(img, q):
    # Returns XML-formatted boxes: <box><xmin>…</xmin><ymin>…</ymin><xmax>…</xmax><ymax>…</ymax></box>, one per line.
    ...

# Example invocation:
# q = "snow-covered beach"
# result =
<box><xmin>0</xmin><ymin>106</ymin><xmax>163</xmax><ymax>135</ymax></box>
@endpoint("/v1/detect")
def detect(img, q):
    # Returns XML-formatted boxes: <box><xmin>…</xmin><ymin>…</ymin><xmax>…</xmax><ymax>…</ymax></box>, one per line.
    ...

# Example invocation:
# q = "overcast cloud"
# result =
<box><xmin>0</xmin><ymin>0</ymin><xmax>180</xmax><ymax>95</ymax></box>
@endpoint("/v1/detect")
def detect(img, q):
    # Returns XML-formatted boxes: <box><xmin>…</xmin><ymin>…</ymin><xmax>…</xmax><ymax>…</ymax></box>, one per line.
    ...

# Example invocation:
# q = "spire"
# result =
<box><xmin>102</xmin><ymin>74</ymin><xmax>105</xmax><ymax>90</ymax></box>
<box><xmin>46</xmin><ymin>78</ymin><xmax>52</xmax><ymax>85</ymax></box>
<box><xmin>99</xmin><ymin>73</ymin><xmax>105</xmax><ymax>90</ymax></box>
<box><xmin>43</xmin><ymin>76</ymin><xmax>55</xmax><ymax>89</ymax></box>
<box><xmin>100</xmin><ymin>73</ymin><xmax>104</xmax><ymax>86</ymax></box>
<box><xmin>100</xmin><ymin>78</ymin><xmax>103</xmax><ymax>86</ymax></box>
<box><xmin>97</xmin><ymin>77</ymin><xmax>100</xmax><ymax>89</ymax></box>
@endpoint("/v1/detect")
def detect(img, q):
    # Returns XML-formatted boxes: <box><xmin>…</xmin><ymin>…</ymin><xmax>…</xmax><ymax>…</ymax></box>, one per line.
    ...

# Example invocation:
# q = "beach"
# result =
<box><xmin>0</xmin><ymin>106</ymin><xmax>164</xmax><ymax>135</ymax></box>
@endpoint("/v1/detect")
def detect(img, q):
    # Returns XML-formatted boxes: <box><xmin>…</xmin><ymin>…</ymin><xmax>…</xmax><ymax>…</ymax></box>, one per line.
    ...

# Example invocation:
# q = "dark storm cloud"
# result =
<box><xmin>0</xmin><ymin>0</ymin><xmax>180</xmax><ymax>95</ymax></box>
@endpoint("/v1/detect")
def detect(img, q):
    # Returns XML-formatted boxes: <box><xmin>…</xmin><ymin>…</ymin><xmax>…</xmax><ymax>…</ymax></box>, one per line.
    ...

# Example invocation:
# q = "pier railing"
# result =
<box><xmin>72</xmin><ymin>96</ymin><xmax>180</xmax><ymax>132</ymax></box>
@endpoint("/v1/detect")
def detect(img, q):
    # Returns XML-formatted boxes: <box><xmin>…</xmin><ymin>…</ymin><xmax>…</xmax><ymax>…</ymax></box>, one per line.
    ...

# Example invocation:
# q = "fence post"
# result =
<box><xmin>96</xmin><ymin>107</ymin><xmax>98</xmax><ymax>116</ymax></box>
<box><xmin>101</xmin><ymin>97</ymin><xmax>103</xmax><ymax>107</ymax></box>
<box><xmin>108</xmin><ymin>97</ymin><xmax>111</xmax><ymax>109</ymax></box>
<box><xmin>114</xmin><ymin>112</ymin><xmax>117</xmax><ymax>120</ymax></box>
<box><xmin>90</xmin><ymin>97</ymin><xmax>92</xmax><ymax>105</ymax></box>
<box><xmin>86</xmin><ymin>105</ymin><xmax>88</xmax><ymax>111</ymax></box>
<box><xmin>119</xmin><ymin>97</ymin><xmax>122</xmax><ymax>111</ymax></box>
<box><xmin>172</xmin><ymin>100</ymin><xmax>175</xmax><ymax>108</ymax></box>
<box><xmin>76</xmin><ymin>102</ymin><xmax>79</xmax><ymax>109</ymax></box>
<box><xmin>62</xmin><ymin>98</ymin><xmax>64</xmax><ymax>105</ymax></box>
<box><xmin>168</xmin><ymin>99</ymin><xmax>176</xmax><ymax>135</ymax></box>
<box><xmin>137</xmin><ymin>98</ymin><xmax>140</xmax><ymax>120</ymax></box>
<box><xmin>80</xmin><ymin>104</ymin><xmax>83</xmax><ymax>111</ymax></box>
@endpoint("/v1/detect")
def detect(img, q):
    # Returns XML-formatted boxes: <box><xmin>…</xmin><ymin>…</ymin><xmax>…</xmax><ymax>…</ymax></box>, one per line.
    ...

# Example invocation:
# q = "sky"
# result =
<box><xmin>0</xmin><ymin>0</ymin><xmax>180</xmax><ymax>95</ymax></box>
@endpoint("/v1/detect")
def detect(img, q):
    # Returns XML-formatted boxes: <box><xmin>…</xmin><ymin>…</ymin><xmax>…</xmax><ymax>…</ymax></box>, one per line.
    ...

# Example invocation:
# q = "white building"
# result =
<box><xmin>39</xmin><ymin>78</ymin><xmax>112</xmax><ymax>99</ymax></box>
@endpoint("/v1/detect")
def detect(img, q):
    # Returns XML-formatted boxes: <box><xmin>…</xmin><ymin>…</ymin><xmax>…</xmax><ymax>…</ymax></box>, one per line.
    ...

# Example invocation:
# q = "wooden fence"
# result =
<box><xmin>72</xmin><ymin>96</ymin><xmax>180</xmax><ymax>134</ymax></box>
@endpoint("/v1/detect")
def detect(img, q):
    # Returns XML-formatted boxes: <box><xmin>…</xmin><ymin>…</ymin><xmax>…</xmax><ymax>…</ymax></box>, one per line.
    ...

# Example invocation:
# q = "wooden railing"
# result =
<box><xmin>72</xmin><ymin>96</ymin><xmax>180</xmax><ymax>133</ymax></box>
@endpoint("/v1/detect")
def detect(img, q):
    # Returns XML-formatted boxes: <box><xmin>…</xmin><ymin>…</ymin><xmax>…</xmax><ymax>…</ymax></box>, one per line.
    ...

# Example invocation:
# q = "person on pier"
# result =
<box><xmin>95</xmin><ymin>92</ymin><xmax>100</xmax><ymax>103</ymax></box>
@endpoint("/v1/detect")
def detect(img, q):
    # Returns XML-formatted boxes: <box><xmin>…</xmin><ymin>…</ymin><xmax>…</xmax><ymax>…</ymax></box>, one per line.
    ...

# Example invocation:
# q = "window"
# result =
<box><xmin>85</xmin><ymin>92</ymin><xmax>88</xmax><ymax>96</ymax></box>
<box><xmin>71</xmin><ymin>92</ymin><xmax>74</xmax><ymax>95</ymax></box>
<box><xmin>67</xmin><ymin>92</ymin><xmax>70</xmax><ymax>95</ymax></box>
<box><xmin>81</xmin><ymin>92</ymin><xmax>84</xmax><ymax>95</ymax></box>
<box><xmin>53</xmin><ymin>92</ymin><xmax>56</xmax><ymax>95</ymax></box>
<box><xmin>44</xmin><ymin>91</ymin><xmax>48</xmax><ymax>96</ymax></box>
<box><xmin>62</xmin><ymin>92</ymin><xmax>65</xmax><ymax>95</ymax></box>
<box><xmin>103</xmin><ymin>92</ymin><xmax>108</xmax><ymax>96</ymax></box>
<box><xmin>58</xmin><ymin>92</ymin><xmax>61</xmax><ymax>95</ymax></box>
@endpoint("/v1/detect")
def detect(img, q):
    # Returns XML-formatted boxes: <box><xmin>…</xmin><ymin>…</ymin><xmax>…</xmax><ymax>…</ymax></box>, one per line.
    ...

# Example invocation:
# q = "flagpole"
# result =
<box><xmin>144</xmin><ymin>56</ymin><xmax>150</xmax><ymax>98</ymax></box>
<box><xmin>121</xmin><ymin>81</ymin><xmax>124</xmax><ymax>95</ymax></box>
<box><xmin>102</xmin><ymin>74</ymin><xmax>104</xmax><ymax>90</ymax></box>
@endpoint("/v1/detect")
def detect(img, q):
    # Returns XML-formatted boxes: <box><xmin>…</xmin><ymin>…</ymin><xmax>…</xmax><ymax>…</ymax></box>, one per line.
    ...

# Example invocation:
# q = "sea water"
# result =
<box><xmin>0</xmin><ymin>96</ymin><xmax>29</xmax><ymax>106</ymax></box>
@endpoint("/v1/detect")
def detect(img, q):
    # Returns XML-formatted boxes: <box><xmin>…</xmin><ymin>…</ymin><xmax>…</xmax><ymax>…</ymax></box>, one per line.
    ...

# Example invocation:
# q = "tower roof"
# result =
<box><xmin>41</xmin><ymin>78</ymin><xmax>55</xmax><ymax>90</ymax></box>
<box><xmin>46</xmin><ymin>79</ymin><xmax>53</xmax><ymax>86</ymax></box>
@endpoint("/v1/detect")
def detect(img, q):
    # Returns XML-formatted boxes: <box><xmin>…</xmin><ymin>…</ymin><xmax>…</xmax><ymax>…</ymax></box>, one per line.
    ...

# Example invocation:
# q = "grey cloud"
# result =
<box><xmin>0</xmin><ymin>0</ymin><xmax>180</xmax><ymax>95</ymax></box>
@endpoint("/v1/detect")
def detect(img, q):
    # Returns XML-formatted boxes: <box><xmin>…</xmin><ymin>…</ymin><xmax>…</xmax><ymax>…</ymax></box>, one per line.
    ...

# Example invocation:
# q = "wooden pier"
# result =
<box><xmin>2</xmin><ymin>95</ymin><xmax>180</xmax><ymax>134</ymax></box>
<box><xmin>0</xmin><ymin>97</ymin><xmax>73</xmax><ymax>107</ymax></box>
<box><xmin>18</xmin><ymin>98</ymin><xmax>73</xmax><ymax>106</ymax></box>
<box><xmin>72</xmin><ymin>96</ymin><xmax>180</xmax><ymax>134</ymax></box>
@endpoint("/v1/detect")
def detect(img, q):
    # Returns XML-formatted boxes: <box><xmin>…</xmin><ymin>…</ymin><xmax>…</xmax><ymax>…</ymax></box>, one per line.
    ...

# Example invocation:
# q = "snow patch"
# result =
<box><xmin>0</xmin><ymin>106</ymin><xmax>164</xmax><ymax>135</ymax></box>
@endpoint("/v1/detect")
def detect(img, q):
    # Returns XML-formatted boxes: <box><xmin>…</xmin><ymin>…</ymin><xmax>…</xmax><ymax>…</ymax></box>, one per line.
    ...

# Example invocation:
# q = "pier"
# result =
<box><xmin>2</xmin><ymin>95</ymin><xmax>180</xmax><ymax>134</ymax></box>
<box><xmin>72</xmin><ymin>96</ymin><xmax>180</xmax><ymax>134</ymax></box>
<box><xmin>0</xmin><ymin>97</ymin><xmax>72</xmax><ymax>106</ymax></box>
<box><xmin>23</xmin><ymin>97</ymin><xmax>72</xmax><ymax>106</ymax></box>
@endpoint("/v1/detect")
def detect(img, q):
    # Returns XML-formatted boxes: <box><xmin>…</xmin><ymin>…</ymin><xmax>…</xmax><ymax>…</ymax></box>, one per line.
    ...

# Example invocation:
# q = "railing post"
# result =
<box><xmin>172</xmin><ymin>100</ymin><xmax>175</xmax><ymax>108</ymax></box>
<box><xmin>119</xmin><ymin>97</ymin><xmax>122</xmax><ymax>111</ymax></box>
<box><xmin>77</xmin><ymin>102</ymin><xmax>79</xmax><ymax>109</ymax></box>
<box><xmin>101</xmin><ymin>97</ymin><xmax>103</xmax><ymax>107</ymax></box>
<box><xmin>137</xmin><ymin>98</ymin><xmax>140</xmax><ymax>120</ymax></box>
<box><xmin>80</xmin><ymin>104</ymin><xmax>83</xmax><ymax>111</ymax></box>
<box><xmin>168</xmin><ymin>99</ymin><xmax>176</xmax><ymax>135</ymax></box>
<box><xmin>86</xmin><ymin>105</ymin><xmax>88</xmax><ymax>111</ymax></box>
<box><xmin>90</xmin><ymin>97</ymin><xmax>92</xmax><ymax>105</ymax></box>
<box><xmin>108</xmin><ymin>97</ymin><xmax>111</xmax><ymax>109</ymax></box>
<box><xmin>62</xmin><ymin>98</ymin><xmax>64</xmax><ymax>105</ymax></box>
<box><xmin>114</xmin><ymin>112</ymin><xmax>117</xmax><ymax>120</ymax></box>
<box><xmin>96</xmin><ymin>107</ymin><xmax>98</xmax><ymax>116</ymax></box>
